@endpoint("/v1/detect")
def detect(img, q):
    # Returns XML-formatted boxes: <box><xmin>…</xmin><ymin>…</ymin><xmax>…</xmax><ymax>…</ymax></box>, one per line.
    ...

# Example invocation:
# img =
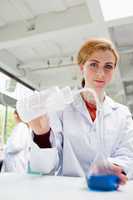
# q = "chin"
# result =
<box><xmin>94</xmin><ymin>86</ymin><xmax>105</xmax><ymax>92</ymax></box>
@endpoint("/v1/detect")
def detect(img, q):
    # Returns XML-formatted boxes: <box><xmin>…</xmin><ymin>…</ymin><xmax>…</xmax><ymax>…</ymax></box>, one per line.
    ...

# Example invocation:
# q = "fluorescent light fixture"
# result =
<box><xmin>99</xmin><ymin>0</ymin><xmax>133</xmax><ymax>21</ymax></box>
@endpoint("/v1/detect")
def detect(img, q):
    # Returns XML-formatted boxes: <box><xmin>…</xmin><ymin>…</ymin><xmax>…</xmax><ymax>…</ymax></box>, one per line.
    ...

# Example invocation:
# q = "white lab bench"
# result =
<box><xmin>0</xmin><ymin>173</ymin><xmax>133</xmax><ymax>200</ymax></box>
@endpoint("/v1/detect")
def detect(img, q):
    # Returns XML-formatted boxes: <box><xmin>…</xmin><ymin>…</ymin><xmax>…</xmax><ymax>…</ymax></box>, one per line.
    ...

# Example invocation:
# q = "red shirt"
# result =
<box><xmin>84</xmin><ymin>99</ymin><xmax>96</xmax><ymax>121</ymax></box>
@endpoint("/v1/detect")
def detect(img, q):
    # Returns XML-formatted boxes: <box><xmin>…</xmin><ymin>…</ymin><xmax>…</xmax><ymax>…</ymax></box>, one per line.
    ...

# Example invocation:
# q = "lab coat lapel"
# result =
<box><xmin>73</xmin><ymin>94</ymin><xmax>118</xmax><ymax>122</ymax></box>
<box><xmin>103</xmin><ymin>96</ymin><xmax>118</xmax><ymax>117</ymax></box>
<box><xmin>73</xmin><ymin>94</ymin><xmax>94</xmax><ymax>124</ymax></box>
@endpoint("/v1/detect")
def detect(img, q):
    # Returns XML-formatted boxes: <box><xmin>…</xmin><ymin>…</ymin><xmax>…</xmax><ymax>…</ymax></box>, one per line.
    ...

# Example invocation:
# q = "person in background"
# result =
<box><xmin>3</xmin><ymin>110</ymin><xmax>31</xmax><ymax>172</ymax></box>
<box><xmin>17</xmin><ymin>38</ymin><xmax>133</xmax><ymax>185</ymax></box>
<box><xmin>0</xmin><ymin>135</ymin><xmax>4</xmax><ymax>171</ymax></box>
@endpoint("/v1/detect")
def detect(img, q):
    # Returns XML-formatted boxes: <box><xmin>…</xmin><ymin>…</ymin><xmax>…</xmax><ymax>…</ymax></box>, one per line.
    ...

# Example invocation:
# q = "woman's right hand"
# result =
<box><xmin>28</xmin><ymin>115</ymin><xmax>50</xmax><ymax>135</ymax></box>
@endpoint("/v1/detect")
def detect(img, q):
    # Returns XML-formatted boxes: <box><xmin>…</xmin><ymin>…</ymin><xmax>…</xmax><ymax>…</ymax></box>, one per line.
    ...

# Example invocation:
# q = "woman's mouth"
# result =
<box><xmin>94</xmin><ymin>80</ymin><xmax>105</xmax><ymax>86</ymax></box>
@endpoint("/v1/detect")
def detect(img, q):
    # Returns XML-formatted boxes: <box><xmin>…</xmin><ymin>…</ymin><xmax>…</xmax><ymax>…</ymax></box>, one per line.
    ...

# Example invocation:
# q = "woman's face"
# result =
<box><xmin>80</xmin><ymin>50</ymin><xmax>116</xmax><ymax>93</ymax></box>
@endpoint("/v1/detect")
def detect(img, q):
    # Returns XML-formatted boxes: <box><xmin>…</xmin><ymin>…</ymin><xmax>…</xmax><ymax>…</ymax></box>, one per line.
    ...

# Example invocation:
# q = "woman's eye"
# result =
<box><xmin>90</xmin><ymin>63</ymin><xmax>97</xmax><ymax>67</ymax></box>
<box><xmin>104</xmin><ymin>65</ymin><xmax>113</xmax><ymax>70</ymax></box>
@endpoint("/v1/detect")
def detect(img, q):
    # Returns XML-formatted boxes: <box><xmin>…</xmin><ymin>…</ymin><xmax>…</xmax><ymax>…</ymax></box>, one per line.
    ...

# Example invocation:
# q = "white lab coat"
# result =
<box><xmin>30</xmin><ymin>95</ymin><xmax>133</xmax><ymax>179</ymax></box>
<box><xmin>4</xmin><ymin>122</ymin><xmax>32</xmax><ymax>172</ymax></box>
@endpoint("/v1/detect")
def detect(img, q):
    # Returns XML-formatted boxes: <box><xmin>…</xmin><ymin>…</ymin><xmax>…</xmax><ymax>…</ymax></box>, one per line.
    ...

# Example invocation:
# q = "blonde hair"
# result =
<box><xmin>77</xmin><ymin>38</ymin><xmax>119</xmax><ymax>66</ymax></box>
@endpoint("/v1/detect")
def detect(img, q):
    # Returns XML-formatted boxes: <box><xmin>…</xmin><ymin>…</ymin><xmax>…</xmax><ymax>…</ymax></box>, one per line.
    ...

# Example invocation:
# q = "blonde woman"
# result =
<box><xmin>18</xmin><ymin>38</ymin><xmax>133</xmax><ymax>185</ymax></box>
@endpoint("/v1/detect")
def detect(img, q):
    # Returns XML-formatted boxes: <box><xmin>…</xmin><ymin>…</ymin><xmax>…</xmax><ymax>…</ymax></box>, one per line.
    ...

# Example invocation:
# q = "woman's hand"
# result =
<box><xmin>111</xmin><ymin>164</ymin><xmax>128</xmax><ymax>185</ymax></box>
<box><xmin>28</xmin><ymin>115</ymin><xmax>50</xmax><ymax>135</ymax></box>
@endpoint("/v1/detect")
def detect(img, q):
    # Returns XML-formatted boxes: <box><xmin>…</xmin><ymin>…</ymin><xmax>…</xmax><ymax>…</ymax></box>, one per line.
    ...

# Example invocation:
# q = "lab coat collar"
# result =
<box><xmin>101</xmin><ymin>96</ymin><xmax>119</xmax><ymax>116</ymax></box>
<box><xmin>73</xmin><ymin>94</ymin><xmax>119</xmax><ymax>119</ymax></box>
<box><xmin>73</xmin><ymin>94</ymin><xmax>93</xmax><ymax>123</ymax></box>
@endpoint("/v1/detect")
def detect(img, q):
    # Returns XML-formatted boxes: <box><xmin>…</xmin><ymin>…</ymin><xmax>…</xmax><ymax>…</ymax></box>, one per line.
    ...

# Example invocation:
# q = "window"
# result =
<box><xmin>0</xmin><ymin>72</ymin><xmax>33</xmax><ymax>100</ymax></box>
<box><xmin>99</xmin><ymin>0</ymin><xmax>133</xmax><ymax>21</ymax></box>
<box><xmin>0</xmin><ymin>72</ymin><xmax>33</xmax><ymax>143</ymax></box>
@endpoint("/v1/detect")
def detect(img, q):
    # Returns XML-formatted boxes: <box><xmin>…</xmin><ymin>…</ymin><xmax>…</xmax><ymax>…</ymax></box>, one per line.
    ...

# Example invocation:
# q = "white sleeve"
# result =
<box><xmin>29</xmin><ymin>112</ymin><xmax>63</xmax><ymax>175</ymax></box>
<box><xmin>5</xmin><ymin>123</ymin><xmax>30</xmax><ymax>154</ymax></box>
<box><xmin>108</xmin><ymin>108</ymin><xmax>133</xmax><ymax>179</ymax></box>
<box><xmin>29</xmin><ymin>141</ymin><xmax>59</xmax><ymax>174</ymax></box>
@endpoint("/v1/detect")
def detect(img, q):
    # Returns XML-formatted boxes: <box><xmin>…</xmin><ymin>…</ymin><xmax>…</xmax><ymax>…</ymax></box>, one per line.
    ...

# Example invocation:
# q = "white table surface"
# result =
<box><xmin>0</xmin><ymin>173</ymin><xmax>133</xmax><ymax>200</ymax></box>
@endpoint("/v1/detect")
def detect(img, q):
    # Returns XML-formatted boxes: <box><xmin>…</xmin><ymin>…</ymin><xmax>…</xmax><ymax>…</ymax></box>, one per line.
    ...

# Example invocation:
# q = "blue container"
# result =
<box><xmin>87</xmin><ymin>174</ymin><xmax>120</xmax><ymax>191</ymax></box>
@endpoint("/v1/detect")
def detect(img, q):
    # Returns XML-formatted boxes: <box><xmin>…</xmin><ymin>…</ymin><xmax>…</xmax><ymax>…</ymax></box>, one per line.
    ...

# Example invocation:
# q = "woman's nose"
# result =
<box><xmin>96</xmin><ymin>67</ymin><xmax>105</xmax><ymax>77</ymax></box>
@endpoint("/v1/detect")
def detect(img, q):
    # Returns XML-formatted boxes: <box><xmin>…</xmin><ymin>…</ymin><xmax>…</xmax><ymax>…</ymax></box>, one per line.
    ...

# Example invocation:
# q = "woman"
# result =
<box><xmin>17</xmin><ymin>38</ymin><xmax>133</xmax><ymax>184</ymax></box>
<box><xmin>3</xmin><ymin>110</ymin><xmax>32</xmax><ymax>172</ymax></box>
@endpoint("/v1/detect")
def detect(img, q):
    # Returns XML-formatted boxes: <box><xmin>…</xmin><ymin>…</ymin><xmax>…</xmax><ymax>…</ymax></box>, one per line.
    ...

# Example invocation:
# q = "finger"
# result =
<box><xmin>118</xmin><ymin>173</ymin><xmax>128</xmax><ymax>185</ymax></box>
<box><xmin>111</xmin><ymin>164</ymin><xmax>122</xmax><ymax>174</ymax></box>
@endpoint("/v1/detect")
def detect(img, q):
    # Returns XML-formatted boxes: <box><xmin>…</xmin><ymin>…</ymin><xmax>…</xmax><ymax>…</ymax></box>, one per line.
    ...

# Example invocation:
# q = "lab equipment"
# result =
<box><xmin>86</xmin><ymin>88</ymin><xmax>120</xmax><ymax>191</ymax></box>
<box><xmin>16</xmin><ymin>86</ymin><xmax>100</xmax><ymax>123</ymax></box>
<box><xmin>87</xmin><ymin>174</ymin><xmax>120</xmax><ymax>191</ymax></box>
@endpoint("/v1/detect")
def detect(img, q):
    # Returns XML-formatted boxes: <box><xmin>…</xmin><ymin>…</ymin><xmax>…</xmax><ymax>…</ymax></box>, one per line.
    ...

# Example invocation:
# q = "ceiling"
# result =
<box><xmin>0</xmin><ymin>0</ymin><xmax>133</xmax><ymax>112</ymax></box>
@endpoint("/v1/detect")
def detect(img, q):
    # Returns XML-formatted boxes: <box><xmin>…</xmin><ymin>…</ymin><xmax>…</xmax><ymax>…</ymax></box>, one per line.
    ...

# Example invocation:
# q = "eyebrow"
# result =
<box><xmin>105</xmin><ymin>62</ymin><xmax>115</xmax><ymax>65</ymax></box>
<box><xmin>89</xmin><ymin>59</ymin><xmax>100</xmax><ymax>63</ymax></box>
<box><xmin>89</xmin><ymin>59</ymin><xmax>115</xmax><ymax>65</ymax></box>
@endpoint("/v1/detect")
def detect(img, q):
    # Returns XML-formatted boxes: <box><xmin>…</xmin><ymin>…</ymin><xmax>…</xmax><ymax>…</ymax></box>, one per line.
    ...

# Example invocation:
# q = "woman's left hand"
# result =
<box><xmin>111</xmin><ymin>164</ymin><xmax>128</xmax><ymax>185</ymax></box>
